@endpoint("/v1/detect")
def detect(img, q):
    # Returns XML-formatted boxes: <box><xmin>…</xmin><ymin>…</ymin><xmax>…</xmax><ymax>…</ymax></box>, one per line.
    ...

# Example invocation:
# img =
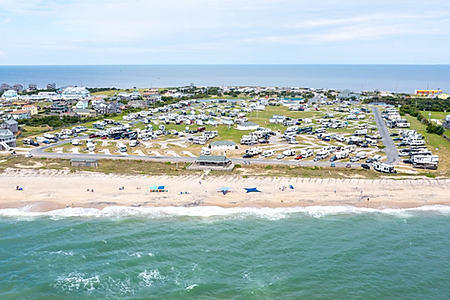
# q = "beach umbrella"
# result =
<box><xmin>217</xmin><ymin>187</ymin><xmax>232</xmax><ymax>192</ymax></box>
<box><xmin>244</xmin><ymin>187</ymin><xmax>261</xmax><ymax>193</ymax></box>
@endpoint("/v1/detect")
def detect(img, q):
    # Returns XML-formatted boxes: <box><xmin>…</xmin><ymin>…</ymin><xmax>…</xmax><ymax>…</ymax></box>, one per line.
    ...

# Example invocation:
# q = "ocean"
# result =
<box><xmin>1</xmin><ymin>65</ymin><xmax>450</xmax><ymax>93</ymax></box>
<box><xmin>2</xmin><ymin>205</ymin><xmax>450</xmax><ymax>299</ymax></box>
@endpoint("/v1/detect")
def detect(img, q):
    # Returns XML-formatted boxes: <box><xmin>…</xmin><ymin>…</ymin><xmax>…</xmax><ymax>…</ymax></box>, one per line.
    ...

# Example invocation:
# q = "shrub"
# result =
<box><xmin>165</xmin><ymin>161</ymin><xmax>171</xmax><ymax>165</ymax></box>
<box><xmin>235</xmin><ymin>164</ymin><xmax>242</xmax><ymax>168</ymax></box>
<box><xmin>265</xmin><ymin>165</ymin><xmax>272</xmax><ymax>170</ymax></box>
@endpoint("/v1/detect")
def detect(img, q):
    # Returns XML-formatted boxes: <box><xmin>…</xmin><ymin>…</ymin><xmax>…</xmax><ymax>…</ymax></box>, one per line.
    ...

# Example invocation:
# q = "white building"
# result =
<box><xmin>210</xmin><ymin>140</ymin><xmax>237</xmax><ymax>150</ymax></box>
<box><xmin>1</xmin><ymin>90</ymin><xmax>18</xmax><ymax>100</ymax></box>
<box><xmin>61</xmin><ymin>87</ymin><xmax>90</xmax><ymax>100</ymax></box>
<box><xmin>237</xmin><ymin>121</ymin><xmax>260</xmax><ymax>131</ymax></box>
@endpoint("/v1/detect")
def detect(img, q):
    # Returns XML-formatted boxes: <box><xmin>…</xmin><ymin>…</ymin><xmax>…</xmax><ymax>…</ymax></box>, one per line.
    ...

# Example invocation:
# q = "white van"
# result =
<box><xmin>263</xmin><ymin>149</ymin><xmax>276</xmax><ymax>157</ymax></box>
<box><xmin>71</xmin><ymin>139</ymin><xmax>80</xmax><ymax>146</ymax></box>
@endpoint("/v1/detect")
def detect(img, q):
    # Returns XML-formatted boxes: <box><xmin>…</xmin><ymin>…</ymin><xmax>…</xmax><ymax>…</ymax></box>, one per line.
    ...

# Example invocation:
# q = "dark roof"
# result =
<box><xmin>196</xmin><ymin>155</ymin><xmax>229</xmax><ymax>162</ymax></box>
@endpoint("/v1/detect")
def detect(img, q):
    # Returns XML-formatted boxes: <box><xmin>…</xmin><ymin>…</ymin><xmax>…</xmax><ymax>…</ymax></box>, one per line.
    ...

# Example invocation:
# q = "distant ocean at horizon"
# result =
<box><xmin>1</xmin><ymin>64</ymin><xmax>449</xmax><ymax>93</ymax></box>
<box><xmin>2</xmin><ymin>205</ymin><xmax>450</xmax><ymax>299</ymax></box>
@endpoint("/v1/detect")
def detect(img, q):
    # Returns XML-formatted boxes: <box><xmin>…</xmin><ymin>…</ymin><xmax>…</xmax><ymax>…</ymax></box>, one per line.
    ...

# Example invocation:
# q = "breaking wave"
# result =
<box><xmin>1</xmin><ymin>205</ymin><xmax>450</xmax><ymax>220</ymax></box>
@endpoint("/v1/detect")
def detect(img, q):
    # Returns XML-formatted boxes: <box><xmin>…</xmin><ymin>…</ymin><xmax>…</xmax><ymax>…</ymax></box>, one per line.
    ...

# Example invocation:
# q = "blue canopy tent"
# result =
<box><xmin>218</xmin><ymin>187</ymin><xmax>232</xmax><ymax>195</ymax></box>
<box><xmin>244</xmin><ymin>187</ymin><xmax>261</xmax><ymax>193</ymax></box>
<box><xmin>289</xmin><ymin>185</ymin><xmax>294</xmax><ymax>189</ymax></box>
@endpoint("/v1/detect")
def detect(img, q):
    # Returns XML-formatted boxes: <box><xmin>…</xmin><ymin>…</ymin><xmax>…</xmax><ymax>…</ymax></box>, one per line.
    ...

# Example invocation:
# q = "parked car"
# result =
<box><xmin>361</xmin><ymin>164</ymin><xmax>370</xmax><ymax>169</ymax></box>
<box><xmin>330</xmin><ymin>156</ymin><xmax>337</xmax><ymax>162</ymax></box>
<box><xmin>276</xmin><ymin>154</ymin><xmax>285</xmax><ymax>160</ymax></box>
<box><xmin>294</xmin><ymin>155</ymin><xmax>303</xmax><ymax>160</ymax></box>
<box><xmin>393</xmin><ymin>137</ymin><xmax>403</xmax><ymax>141</ymax></box>
<box><xmin>331</xmin><ymin>162</ymin><xmax>336</xmax><ymax>167</ymax></box>
<box><xmin>242</xmin><ymin>153</ymin><xmax>253</xmax><ymax>158</ymax></box>
<box><xmin>89</xmin><ymin>134</ymin><xmax>98</xmax><ymax>138</ymax></box>
<box><xmin>366</xmin><ymin>158</ymin><xmax>374</xmax><ymax>163</ymax></box>
<box><xmin>346</xmin><ymin>163</ymin><xmax>352</xmax><ymax>168</ymax></box>
<box><xmin>390</xmin><ymin>133</ymin><xmax>399</xmax><ymax>136</ymax></box>
<box><xmin>26</xmin><ymin>153</ymin><xmax>33</xmax><ymax>158</ymax></box>
<box><xmin>403</xmin><ymin>159</ymin><xmax>413</xmax><ymax>164</ymax></box>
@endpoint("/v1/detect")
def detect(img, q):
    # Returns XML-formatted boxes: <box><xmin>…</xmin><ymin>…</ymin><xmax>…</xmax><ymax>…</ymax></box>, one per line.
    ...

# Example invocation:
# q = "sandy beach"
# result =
<box><xmin>1</xmin><ymin>168</ymin><xmax>450</xmax><ymax>211</ymax></box>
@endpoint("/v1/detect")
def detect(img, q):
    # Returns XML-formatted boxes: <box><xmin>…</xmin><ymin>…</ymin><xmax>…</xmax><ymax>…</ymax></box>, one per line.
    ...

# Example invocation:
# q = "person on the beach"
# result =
<box><xmin>91</xmin><ymin>188</ymin><xmax>94</xmax><ymax>192</ymax></box>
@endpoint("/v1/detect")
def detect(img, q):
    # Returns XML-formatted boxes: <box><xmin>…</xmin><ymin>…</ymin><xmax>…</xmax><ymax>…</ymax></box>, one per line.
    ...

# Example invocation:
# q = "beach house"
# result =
<box><xmin>1</xmin><ymin>90</ymin><xmax>18</xmax><ymax>101</ymax></box>
<box><xmin>1</xmin><ymin>119</ymin><xmax>19</xmax><ymax>134</ymax></box>
<box><xmin>9</xmin><ymin>109</ymin><xmax>31</xmax><ymax>120</ymax></box>
<box><xmin>0</xmin><ymin>128</ymin><xmax>16</xmax><ymax>150</ymax></box>
<box><xmin>22</xmin><ymin>104</ymin><xmax>38</xmax><ymax>116</ymax></box>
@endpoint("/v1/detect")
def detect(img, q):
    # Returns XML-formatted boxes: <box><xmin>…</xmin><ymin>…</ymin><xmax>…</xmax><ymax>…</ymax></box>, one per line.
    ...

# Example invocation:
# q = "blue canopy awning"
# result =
<box><xmin>217</xmin><ymin>187</ymin><xmax>232</xmax><ymax>192</ymax></box>
<box><xmin>157</xmin><ymin>186</ymin><xmax>165</xmax><ymax>190</ymax></box>
<box><xmin>244</xmin><ymin>187</ymin><xmax>261</xmax><ymax>193</ymax></box>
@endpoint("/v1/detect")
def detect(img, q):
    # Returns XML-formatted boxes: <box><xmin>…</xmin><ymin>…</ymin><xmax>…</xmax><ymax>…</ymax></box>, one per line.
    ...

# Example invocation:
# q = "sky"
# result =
<box><xmin>1</xmin><ymin>0</ymin><xmax>450</xmax><ymax>65</ymax></box>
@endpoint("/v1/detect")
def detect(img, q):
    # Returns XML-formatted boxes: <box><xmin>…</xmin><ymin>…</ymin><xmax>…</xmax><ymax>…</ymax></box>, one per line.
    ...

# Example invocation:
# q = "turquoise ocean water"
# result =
<box><xmin>1</xmin><ymin>64</ymin><xmax>449</xmax><ymax>92</ymax></box>
<box><xmin>1</xmin><ymin>205</ymin><xmax>450</xmax><ymax>299</ymax></box>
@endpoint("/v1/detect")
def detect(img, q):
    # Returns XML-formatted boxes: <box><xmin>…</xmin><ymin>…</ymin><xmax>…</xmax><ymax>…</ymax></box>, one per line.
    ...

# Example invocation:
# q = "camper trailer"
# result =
<box><xmin>372</xmin><ymin>161</ymin><xmax>396</xmax><ymax>173</ymax></box>
<box><xmin>283</xmin><ymin>149</ymin><xmax>296</xmax><ymax>156</ymax></box>
<box><xmin>301</xmin><ymin>148</ymin><xmax>314</xmax><ymax>158</ymax></box>
<box><xmin>335</xmin><ymin>150</ymin><xmax>349</xmax><ymax>160</ymax></box>
<box><xmin>263</xmin><ymin>149</ymin><xmax>276</xmax><ymax>158</ymax></box>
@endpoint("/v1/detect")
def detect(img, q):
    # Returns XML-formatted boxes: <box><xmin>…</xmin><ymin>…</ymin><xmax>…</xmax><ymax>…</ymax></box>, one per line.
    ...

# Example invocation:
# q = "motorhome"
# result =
<box><xmin>87</xmin><ymin>142</ymin><xmax>95</xmax><ymax>152</ymax></box>
<box><xmin>315</xmin><ymin>150</ymin><xmax>329</xmax><ymax>160</ymax></box>
<box><xmin>355</xmin><ymin>129</ymin><xmax>367</xmax><ymax>136</ymax></box>
<box><xmin>201</xmin><ymin>147</ymin><xmax>211</xmax><ymax>155</ymax></box>
<box><xmin>117</xmin><ymin>142</ymin><xmax>127</xmax><ymax>152</ymax></box>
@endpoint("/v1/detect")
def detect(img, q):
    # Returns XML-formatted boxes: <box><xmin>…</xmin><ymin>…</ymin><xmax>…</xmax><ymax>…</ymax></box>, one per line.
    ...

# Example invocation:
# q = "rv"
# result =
<box><xmin>117</xmin><ymin>142</ymin><xmax>127</xmax><ymax>152</ymax></box>
<box><xmin>87</xmin><ymin>142</ymin><xmax>96</xmax><ymax>152</ymax></box>
<box><xmin>355</xmin><ymin>152</ymin><xmax>367</xmax><ymax>159</ymax></box>
<box><xmin>373</xmin><ymin>161</ymin><xmax>396</xmax><ymax>173</ymax></box>
<box><xmin>246</xmin><ymin>147</ymin><xmax>262</xmax><ymax>156</ymax></box>
<box><xmin>283</xmin><ymin>149</ymin><xmax>296</xmax><ymax>156</ymax></box>
<box><xmin>335</xmin><ymin>150</ymin><xmax>349</xmax><ymax>160</ymax></box>
<box><xmin>263</xmin><ymin>149</ymin><xmax>276</xmax><ymax>158</ymax></box>
<box><xmin>201</xmin><ymin>147</ymin><xmax>211</xmax><ymax>155</ymax></box>
<box><xmin>300</xmin><ymin>148</ymin><xmax>314</xmax><ymax>158</ymax></box>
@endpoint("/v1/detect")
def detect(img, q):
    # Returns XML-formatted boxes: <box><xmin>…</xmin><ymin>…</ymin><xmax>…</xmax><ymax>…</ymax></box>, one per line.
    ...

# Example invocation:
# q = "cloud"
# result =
<box><xmin>0</xmin><ymin>50</ymin><xmax>5</xmax><ymax>56</ymax></box>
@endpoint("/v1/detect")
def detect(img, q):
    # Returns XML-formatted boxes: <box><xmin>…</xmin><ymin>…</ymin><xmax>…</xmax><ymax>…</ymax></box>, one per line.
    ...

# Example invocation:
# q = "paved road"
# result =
<box><xmin>371</xmin><ymin>106</ymin><xmax>400</xmax><ymax>164</ymax></box>
<box><xmin>31</xmin><ymin>145</ymin><xmax>360</xmax><ymax>169</ymax></box>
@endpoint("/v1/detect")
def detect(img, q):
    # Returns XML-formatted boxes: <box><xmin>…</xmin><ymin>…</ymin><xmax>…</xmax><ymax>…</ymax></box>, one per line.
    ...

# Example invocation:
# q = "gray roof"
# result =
<box><xmin>0</xmin><ymin>129</ymin><xmax>13</xmax><ymax>136</ymax></box>
<box><xmin>4</xmin><ymin>119</ymin><xmax>18</xmax><ymax>125</ymax></box>
<box><xmin>210</xmin><ymin>140</ymin><xmax>236</xmax><ymax>146</ymax></box>
<box><xmin>71</xmin><ymin>158</ymin><xmax>98</xmax><ymax>163</ymax></box>
<box><xmin>197</xmin><ymin>155</ymin><xmax>230</xmax><ymax>162</ymax></box>
<box><xmin>238</xmin><ymin>121</ymin><xmax>259</xmax><ymax>127</ymax></box>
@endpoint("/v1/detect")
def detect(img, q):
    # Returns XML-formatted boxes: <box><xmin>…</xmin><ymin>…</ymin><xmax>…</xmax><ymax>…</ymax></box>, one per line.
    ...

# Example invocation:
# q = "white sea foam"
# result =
<box><xmin>138</xmin><ymin>269</ymin><xmax>166</xmax><ymax>287</ymax></box>
<box><xmin>54</xmin><ymin>272</ymin><xmax>100</xmax><ymax>292</ymax></box>
<box><xmin>2</xmin><ymin>205</ymin><xmax>450</xmax><ymax>219</ymax></box>
<box><xmin>186</xmin><ymin>284</ymin><xmax>198</xmax><ymax>290</ymax></box>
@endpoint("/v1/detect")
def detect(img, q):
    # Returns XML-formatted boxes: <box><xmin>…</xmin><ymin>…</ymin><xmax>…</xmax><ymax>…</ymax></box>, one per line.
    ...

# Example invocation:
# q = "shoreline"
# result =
<box><xmin>1</xmin><ymin>169</ymin><xmax>450</xmax><ymax>212</ymax></box>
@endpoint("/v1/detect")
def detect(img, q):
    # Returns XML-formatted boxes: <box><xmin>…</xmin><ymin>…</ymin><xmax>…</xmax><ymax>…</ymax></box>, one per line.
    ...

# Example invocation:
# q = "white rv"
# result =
<box><xmin>117</xmin><ymin>142</ymin><xmax>127</xmax><ymax>152</ymax></box>
<box><xmin>373</xmin><ymin>161</ymin><xmax>396</xmax><ymax>173</ymax></box>
<box><xmin>263</xmin><ymin>149</ymin><xmax>276</xmax><ymax>157</ymax></box>
<box><xmin>283</xmin><ymin>149</ymin><xmax>296</xmax><ymax>156</ymax></box>
<box><xmin>86</xmin><ymin>142</ymin><xmax>95</xmax><ymax>152</ymax></box>
<box><xmin>301</xmin><ymin>148</ymin><xmax>314</xmax><ymax>158</ymax></box>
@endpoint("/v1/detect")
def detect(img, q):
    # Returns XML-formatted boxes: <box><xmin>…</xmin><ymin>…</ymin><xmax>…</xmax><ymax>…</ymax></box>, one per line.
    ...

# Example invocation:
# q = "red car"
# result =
<box><xmin>101</xmin><ymin>136</ymin><xmax>107</xmax><ymax>139</ymax></box>
<box><xmin>89</xmin><ymin>134</ymin><xmax>98</xmax><ymax>138</ymax></box>
<box><xmin>294</xmin><ymin>155</ymin><xmax>303</xmax><ymax>160</ymax></box>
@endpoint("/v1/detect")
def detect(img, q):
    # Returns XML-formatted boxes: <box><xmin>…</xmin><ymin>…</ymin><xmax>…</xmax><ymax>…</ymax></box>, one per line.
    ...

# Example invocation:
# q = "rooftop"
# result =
<box><xmin>210</xmin><ymin>141</ymin><xmax>236</xmax><ymax>146</ymax></box>
<box><xmin>196</xmin><ymin>155</ymin><xmax>230</xmax><ymax>163</ymax></box>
